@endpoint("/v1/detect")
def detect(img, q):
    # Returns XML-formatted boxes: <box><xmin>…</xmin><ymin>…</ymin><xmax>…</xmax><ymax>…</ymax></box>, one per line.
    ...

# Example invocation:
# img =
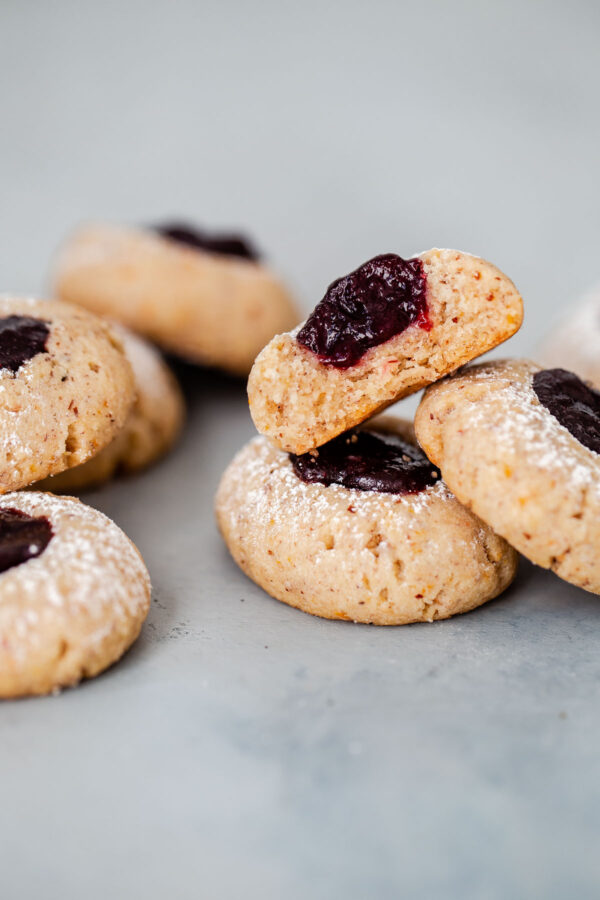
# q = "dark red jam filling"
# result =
<box><xmin>533</xmin><ymin>368</ymin><xmax>600</xmax><ymax>455</ymax></box>
<box><xmin>0</xmin><ymin>316</ymin><xmax>50</xmax><ymax>373</ymax></box>
<box><xmin>154</xmin><ymin>222</ymin><xmax>259</xmax><ymax>261</ymax></box>
<box><xmin>296</xmin><ymin>254</ymin><xmax>430</xmax><ymax>368</ymax></box>
<box><xmin>290</xmin><ymin>428</ymin><xmax>440</xmax><ymax>495</ymax></box>
<box><xmin>0</xmin><ymin>508</ymin><xmax>53</xmax><ymax>574</ymax></box>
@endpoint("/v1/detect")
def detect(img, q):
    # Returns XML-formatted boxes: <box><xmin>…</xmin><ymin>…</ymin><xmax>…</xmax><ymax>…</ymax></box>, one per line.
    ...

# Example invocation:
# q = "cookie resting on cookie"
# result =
<box><xmin>415</xmin><ymin>359</ymin><xmax>600</xmax><ymax>594</ymax></box>
<box><xmin>0</xmin><ymin>492</ymin><xmax>151</xmax><ymax>698</ymax></box>
<box><xmin>247</xmin><ymin>249</ymin><xmax>523</xmax><ymax>454</ymax></box>
<box><xmin>215</xmin><ymin>417</ymin><xmax>518</xmax><ymax>625</ymax></box>
<box><xmin>53</xmin><ymin>221</ymin><xmax>299</xmax><ymax>375</ymax></box>
<box><xmin>0</xmin><ymin>297</ymin><xmax>134</xmax><ymax>492</ymax></box>
<box><xmin>36</xmin><ymin>325</ymin><xmax>185</xmax><ymax>492</ymax></box>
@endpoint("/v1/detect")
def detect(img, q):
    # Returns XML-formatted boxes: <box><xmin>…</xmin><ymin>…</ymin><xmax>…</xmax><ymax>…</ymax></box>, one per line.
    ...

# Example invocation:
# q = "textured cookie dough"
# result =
<box><xmin>538</xmin><ymin>284</ymin><xmax>600</xmax><ymax>386</ymax></box>
<box><xmin>215</xmin><ymin>417</ymin><xmax>518</xmax><ymax>625</ymax></box>
<box><xmin>0</xmin><ymin>297</ymin><xmax>134</xmax><ymax>492</ymax></box>
<box><xmin>53</xmin><ymin>223</ymin><xmax>299</xmax><ymax>375</ymax></box>
<box><xmin>415</xmin><ymin>359</ymin><xmax>600</xmax><ymax>594</ymax></box>
<box><xmin>0</xmin><ymin>492</ymin><xmax>151</xmax><ymax>698</ymax></box>
<box><xmin>248</xmin><ymin>248</ymin><xmax>523</xmax><ymax>454</ymax></box>
<box><xmin>37</xmin><ymin>326</ymin><xmax>185</xmax><ymax>492</ymax></box>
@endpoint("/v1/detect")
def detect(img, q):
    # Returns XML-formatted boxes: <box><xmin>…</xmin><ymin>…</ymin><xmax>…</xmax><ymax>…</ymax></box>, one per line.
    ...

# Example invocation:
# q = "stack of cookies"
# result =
<box><xmin>4</xmin><ymin>220</ymin><xmax>600</xmax><ymax>693</ymax></box>
<box><xmin>217</xmin><ymin>249</ymin><xmax>600</xmax><ymax>623</ymax></box>
<box><xmin>0</xmin><ymin>220</ymin><xmax>299</xmax><ymax>697</ymax></box>
<box><xmin>0</xmin><ymin>299</ymin><xmax>151</xmax><ymax>696</ymax></box>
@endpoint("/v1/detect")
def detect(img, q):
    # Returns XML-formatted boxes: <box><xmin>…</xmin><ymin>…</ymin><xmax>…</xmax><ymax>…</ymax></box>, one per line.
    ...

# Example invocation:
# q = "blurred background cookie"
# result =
<box><xmin>37</xmin><ymin>324</ymin><xmax>185</xmax><ymax>492</ymax></box>
<box><xmin>0</xmin><ymin>492</ymin><xmax>151</xmax><ymax>698</ymax></box>
<box><xmin>0</xmin><ymin>297</ymin><xmax>134</xmax><ymax>492</ymax></box>
<box><xmin>216</xmin><ymin>416</ymin><xmax>518</xmax><ymax>625</ymax></box>
<box><xmin>537</xmin><ymin>283</ymin><xmax>600</xmax><ymax>386</ymax></box>
<box><xmin>53</xmin><ymin>221</ymin><xmax>299</xmax><ymax>375</ymax></box>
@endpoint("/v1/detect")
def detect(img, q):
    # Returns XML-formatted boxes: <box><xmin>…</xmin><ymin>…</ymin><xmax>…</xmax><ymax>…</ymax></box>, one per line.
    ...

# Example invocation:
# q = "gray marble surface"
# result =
<box><xmin>0</xmin><ymin>1</ymin><xmax>599</xmax><ymax>897</ymax></box>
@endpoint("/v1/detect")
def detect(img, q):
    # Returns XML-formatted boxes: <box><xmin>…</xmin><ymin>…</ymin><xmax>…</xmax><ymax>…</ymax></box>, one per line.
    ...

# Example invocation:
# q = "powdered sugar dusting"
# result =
<box><xmin>458</xmin><ymin>360</ymin><xmax>600</xmax><ymax>491</ymax></box>
<box><xmin>221</xmin><ymin>434</ymin><xmax>461</xmax><ymax>579</ymax></box>
<box><xmin>217</xmin><ymin>428</ymin><xmax>516</xmax><ymax>621</ymax></box>
<box><xmin>0</xmin><ymin>492</ymin><xmax>150</xmax><ymax>662</ymax></box>
<box><xmin>232</xmin><ymin>433</ymin><xmax>451</xmax><ymax>536</ymax></box>
<box><xmin>0</xmin><ymin>298</ymin><xmax>55</xmax><ymax>473</ymax></box>
<box><xmin>0</xmin><ymin>295</ymin><xmax>134</xmax><ymax>491</ymax></box>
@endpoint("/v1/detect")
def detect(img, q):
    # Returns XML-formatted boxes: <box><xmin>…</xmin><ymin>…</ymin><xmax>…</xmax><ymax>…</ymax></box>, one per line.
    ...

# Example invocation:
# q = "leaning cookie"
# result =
<box><xmin>0</xmin><ymin>297</ymin><xmax>134</xmax><ymax>492</ymax></box>
<box><xmin>215</xmin><ymin>417</ymin><xmax>518</xmax><ymax>625</ymax></box>
<box><xmin>36</xmin><ymin>326</ymin><xmax>185</xmax><ymax>492</ymax></box>
<box><xmin>0</xmin><ymin>492</ymin><xmax>151</xmax><ymax>697</ymax></box>
<box><xmin>248</xmin><ymin>249</ymin><xmax>523</xmax><ymax>454</ymax></box>
<box><xmin>415</xmin><ymin>360</ymin><xmax>600</xmax><ymax>594</ymax></box>
<box><xmin>53</xmin><ymin>222</ymin><xmax>299</xmax><ymax>375</ymax></box>
<box><xmin>537</xmin><ymin>283</ymin><xmax>600</xmax><ymax>386</ymax></box>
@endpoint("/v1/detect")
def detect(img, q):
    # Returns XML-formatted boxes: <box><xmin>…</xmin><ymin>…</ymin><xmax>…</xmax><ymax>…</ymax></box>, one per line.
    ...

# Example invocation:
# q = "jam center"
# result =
<box><xmin>290</xmin><ymin>428</ymin><xmax>440</xmax><ymax>495</ymax></box>
<box><xmin>533</xmin><ymin>368</ymin><xmax>600</xmax><ymax>455</ymax></box>
<box><xmin>154</xmin><ymin>222</ymin><xmax>259</xmax><ymax>261</ymax></box>
<box><xmin>0</xmin><ymin>508</ymin><xmax>53</xmax><ymax>574</ymax></box>
<box><xmin>296</xmin><ymin>253</ymin><xmax>430</xmax><ymax>368</ymax></box>
<box><xmin>0</xmin><ymin>316</ymin><xmax>50</xmax><ymax>373</ymax></box>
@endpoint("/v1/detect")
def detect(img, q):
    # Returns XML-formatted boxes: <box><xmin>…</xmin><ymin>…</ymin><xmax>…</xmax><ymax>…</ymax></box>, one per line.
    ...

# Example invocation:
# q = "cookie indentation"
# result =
<box><xmin>0</xmin><ymin>316</ymin><xmax>50</xmax><ymax>373</ymax></box>
<box><xmin>533</xmin><ymin>368</ymin><xmax>600</xmax><ymax>455</ymax></box>
<box><xmin>290</xmin><ymin>428</ymin><xmax>441</xmax><ymax>495</ymax></box>
<box><xmin>154</xmin><ymin>222</ymin><xmax>259</xmax><ymax>261</ymax></box>
<box><xmin>296</xmin><ymin>254</ymin><xmax>430</xmax><ymax>368</ymax></box>
<box><xmin>0</xmin><ymin>508</ymin><xmax>53</xmax><ymax>574</ymax></box>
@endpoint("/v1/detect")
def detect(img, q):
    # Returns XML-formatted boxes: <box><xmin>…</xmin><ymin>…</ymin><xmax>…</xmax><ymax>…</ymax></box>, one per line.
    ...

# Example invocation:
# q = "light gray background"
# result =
<box><xmin>0</xmin><ymin>1</ymin><xmax>599</xmax><ymax>898</ymax></box>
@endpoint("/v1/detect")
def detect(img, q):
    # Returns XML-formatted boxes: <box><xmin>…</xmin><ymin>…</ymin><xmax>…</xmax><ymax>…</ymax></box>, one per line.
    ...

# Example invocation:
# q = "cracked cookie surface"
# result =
<box><xmin>0</xmin><ymin>297</ymin><xmax>134</xmax><ymax>492</ymax></box>
<box><xmin>215</xmin><ymin>416</ymin><xmax>518</xmax><ymax>625</ymax></box>
<box><xmin>248</xmin><ymin>248</ymin><xmax>523</xmax><ymax>454</ymax></box>
<box><xmin>415</xmin><ymin>359</ymin><xmax>600</xmax><ymax>594</ymax></box>
<box><xmin>0</xmin><ymin>492</ymin><xmax>151</xmax><ymax>697</ymax></box>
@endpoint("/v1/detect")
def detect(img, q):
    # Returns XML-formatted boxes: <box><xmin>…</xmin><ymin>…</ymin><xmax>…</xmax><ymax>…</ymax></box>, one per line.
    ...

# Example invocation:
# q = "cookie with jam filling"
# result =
<box><xmin>415</xmin><ymin>359</ymin><xmax>600</xmax><ymax>595</ymax></box>
<box><xmin>216</xmin><ymin>416</ymin><xmax>518</xmax><ymax>625</ymax></box>
<box><xmin>248</xmin><ymin>248</ymin><xmax>523</xmax><ymax>454</ymax></box>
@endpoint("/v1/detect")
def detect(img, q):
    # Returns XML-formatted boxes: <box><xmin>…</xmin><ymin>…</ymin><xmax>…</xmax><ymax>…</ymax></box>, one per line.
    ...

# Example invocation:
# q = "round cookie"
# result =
<box><xmin>0</xmin><ymin>492</ymin><xmax>151</xmax><ymax>697</ymax></box>
<box><xmin>215</xmin><ymin>417</ymin><xmax>518</xmax><ymax>625</ymax></box>
<box><xmin>415</xmin><ymin>359</ymin><xmax>600</xmax><ymax>594</ymax></box>
<box><xmin>36</xmin><ymin>325</ymin><xmax>185</xmax><ymax>492</ymax></box>
<box><xmin>53</xmin><ymin>222</ymin><xmax>299</xmax><ymax>375</ymax></box>
<box><xmin>248</xmin><ymin>249</ymin><xmax>523</xmax><ymax>453</ymax></box>
<box><xmin>0</xmin><ymin>297</ymin><xmax>134</xmax><ymax>492</ymax></box>
<box><xmin>538</xmin><ymin>283</ymin><xmax>600</xmax><ymax>386</ymax></box>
